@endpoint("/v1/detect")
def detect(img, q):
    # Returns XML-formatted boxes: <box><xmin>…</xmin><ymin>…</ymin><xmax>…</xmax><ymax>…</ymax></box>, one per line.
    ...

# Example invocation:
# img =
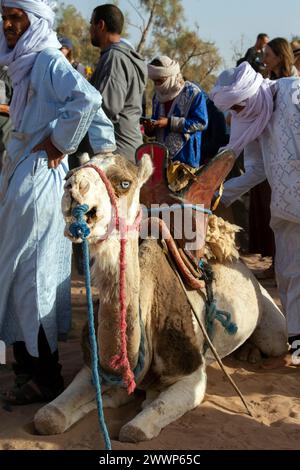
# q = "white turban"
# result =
<box><xmin>0</xmin><ymin>0</ymin><xmax>56</xmax><ymax>25</ymax></box>
<box><xmin>148</xmin><ymin>56</ymin><xmax>185</xmax><ymax>103</ymax></box>
<box><xmin>0</xmin><ymin>0</ymin><xmax>61</xmax><ymax>129</ymax></box>
<box><xmin>209</xmin><ymin>62</ymin><xmax>275</xmax><ymax>157</ymax></box>
<box><xmin>148</xmin><ymin>56</ymin><xmax>181</xmax><ymax>80</ymax></box>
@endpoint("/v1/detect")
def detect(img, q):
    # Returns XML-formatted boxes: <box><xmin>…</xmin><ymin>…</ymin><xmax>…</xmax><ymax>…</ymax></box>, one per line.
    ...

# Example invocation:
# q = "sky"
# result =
<box><xmin>70</xmin><ymin>0</ymin><xmax>300</xmax><ymax>67</ymax></box>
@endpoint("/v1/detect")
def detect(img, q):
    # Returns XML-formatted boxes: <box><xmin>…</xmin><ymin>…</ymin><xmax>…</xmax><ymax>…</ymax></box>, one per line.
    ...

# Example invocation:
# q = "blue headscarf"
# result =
<box><xmin>0</xmin><ymin>1</ymin><xmax>61</xmax><ymax>129</ymax></box>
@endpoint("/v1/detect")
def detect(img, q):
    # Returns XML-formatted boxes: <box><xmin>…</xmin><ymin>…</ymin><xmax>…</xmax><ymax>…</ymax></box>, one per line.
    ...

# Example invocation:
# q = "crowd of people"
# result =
<box><xmin>0</xmin><ymin>0</ymin><xmax>299</xmax><ymax>404</ymax></box>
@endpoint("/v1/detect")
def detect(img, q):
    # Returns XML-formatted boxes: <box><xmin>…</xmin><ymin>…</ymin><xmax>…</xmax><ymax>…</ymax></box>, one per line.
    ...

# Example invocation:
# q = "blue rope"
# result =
<box><xmin>205</xmin><ymin>300</ymin><xmax>238</xmax><ymax>340</ymax></box>
<box><xmin>69</xmin><ymin>204</ymin><xmax>146</xmax><ymax>448</ymax></box>
<box><xmin>69</xmin><ymin>204</ymin><xmax>111</xmax><ymax>450</ymax></box>
<box><xmin>145</xmin><ymin>204</ymin><xmax>212</xmax><ymax>216</ymax></box>
<box><xmin>198</xmin><ymin>259</ymin><xmax>238</xmax><ymax>352</ymax></box>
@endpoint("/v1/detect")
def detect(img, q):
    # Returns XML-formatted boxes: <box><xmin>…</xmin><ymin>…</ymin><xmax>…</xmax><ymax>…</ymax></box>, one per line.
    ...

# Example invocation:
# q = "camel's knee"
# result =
<box><xmin>141</xmin><ymin>389</ymin><xmax>160</xmax><ymax>410</ymax></box>
<box><xmin>253</xmin><ymin>286</ymin><xmax>288</xmax><ymax>357</ymax></box>
<box><xmin>120</xmin><ymin>367</ymin><xmax>207</xmax><ymax>442</ymax></box>
<box><xmin>252</xmin><ymin>318</ymin><xmax>288</xmax><ymax>357</ymax></box>
<box><xmin>102</xmin><ymin>387</ymin><xmax>134</xmax><ymax>408</ymax></box>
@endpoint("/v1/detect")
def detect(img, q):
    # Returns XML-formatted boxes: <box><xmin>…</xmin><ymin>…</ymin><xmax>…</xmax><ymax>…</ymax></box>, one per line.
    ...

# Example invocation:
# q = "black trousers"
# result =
<box><xmin>12</xmin><ymin>327</ymin><xmax>63</xmax><ymax>390</ymax></box>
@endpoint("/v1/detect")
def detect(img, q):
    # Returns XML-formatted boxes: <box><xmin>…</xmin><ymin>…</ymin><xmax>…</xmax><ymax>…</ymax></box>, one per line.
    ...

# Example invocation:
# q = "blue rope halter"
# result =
<box><xmin>69</xmin><ymin>204</ymin><xmax>146</xmax><ymax>450</ymax></box>
<box><xmin>69</xmin><ymin>204</ymin><xmax>111</xmax><ymax>450</ymax></box>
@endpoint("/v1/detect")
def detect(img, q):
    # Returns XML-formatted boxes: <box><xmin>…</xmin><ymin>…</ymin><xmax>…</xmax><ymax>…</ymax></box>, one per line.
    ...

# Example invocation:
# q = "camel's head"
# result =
<box><xmin>62</xmin><ymin>153</ymin><xmax>153</xmax><ymax>243</ymax></box>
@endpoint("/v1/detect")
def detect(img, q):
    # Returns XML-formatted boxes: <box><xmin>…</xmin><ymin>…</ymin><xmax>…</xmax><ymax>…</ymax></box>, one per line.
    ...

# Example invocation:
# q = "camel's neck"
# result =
<box><xmin>91</xmin><ymin>233</ymin><xmax>141</xmax><ymax>373</ymax></box>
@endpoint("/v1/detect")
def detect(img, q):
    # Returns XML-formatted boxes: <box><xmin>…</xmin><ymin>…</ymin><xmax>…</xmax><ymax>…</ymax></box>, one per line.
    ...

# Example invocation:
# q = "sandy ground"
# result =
<box><xmin>0</xmin><ymin>254</ymin><xmax>299</xmax><ymax>450</ymax></box>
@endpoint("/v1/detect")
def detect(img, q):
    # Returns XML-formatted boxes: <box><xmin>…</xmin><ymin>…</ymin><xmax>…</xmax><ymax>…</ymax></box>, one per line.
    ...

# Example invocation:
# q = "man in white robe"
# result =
<box><xmin>0</xmin><ymin>0</ymin><xmax>116</xmax><ymax>403</ymax></box>
<box><xmin>210</xmin><ymin>62</ymin><xmax>300</xmax><ymax>363</ymax></box>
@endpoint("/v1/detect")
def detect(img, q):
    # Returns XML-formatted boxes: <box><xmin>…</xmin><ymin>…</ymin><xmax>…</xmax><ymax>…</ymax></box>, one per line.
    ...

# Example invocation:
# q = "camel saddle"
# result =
<box><xmin>140</xmin><ymin>149</ymin><xmax>236</xmax><ymax>284</ymax></box>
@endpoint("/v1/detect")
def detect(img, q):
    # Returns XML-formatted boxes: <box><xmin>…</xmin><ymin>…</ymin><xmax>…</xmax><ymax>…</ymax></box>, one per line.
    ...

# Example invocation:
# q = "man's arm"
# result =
<box><xmin>221</xmin><ymin>140</ymin><xmax>266</xmax><ymax>207</ymax></box>
<box><xmin>94</xmin><ymin>53</ymin><xmax>128</xmax><ymax>124</ymax></box>
<box><xmin>99</xmin><ymin>75</ymin><xmax>128</xmax><ymax>124</ymax></box>
<box><xmin>168</xmin><ymin>91</ymin><xmax>208</xmax><ymax>134</ymax></box>
<box><xmin>34</xmin><ymin>55</ymin><xmax>116</xmax><ymax>167</ymax></box>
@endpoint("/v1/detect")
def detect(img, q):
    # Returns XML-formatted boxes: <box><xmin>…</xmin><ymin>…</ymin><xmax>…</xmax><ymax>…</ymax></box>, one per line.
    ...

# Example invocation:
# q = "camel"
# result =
<box><xmin>34</xmin><ymin>151</ymin><xmax>287</xmax><ymax>443</ymax></box>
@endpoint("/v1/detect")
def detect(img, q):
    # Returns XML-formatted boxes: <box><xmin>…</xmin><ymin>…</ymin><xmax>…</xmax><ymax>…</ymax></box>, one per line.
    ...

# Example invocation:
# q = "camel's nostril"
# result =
<box><xmin>86</xmin><ymin>207</ymin><xmax>97</xmax><ymax>224</ymax></box>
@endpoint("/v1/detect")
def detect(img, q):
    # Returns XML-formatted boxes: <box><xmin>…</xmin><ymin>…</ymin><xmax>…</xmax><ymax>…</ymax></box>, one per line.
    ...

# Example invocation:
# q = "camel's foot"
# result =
<box><xmin>34</xmin><ymin>400</ymin><xmax>97</xmax><ymax>435</ymax></box>
<box><xmin>235</xmin><ymin>342</ymin><xmax>262</xmax><ymax>364</ymax></box>
<box><xmin>119</xmin><ymin>418</ymin><xmax>159</xmax><ymax>443</ymax></box>
<box><xmin>34</xmin><ymin>404</ymin><xmax>69</xmax><ymax>435</ymax></box>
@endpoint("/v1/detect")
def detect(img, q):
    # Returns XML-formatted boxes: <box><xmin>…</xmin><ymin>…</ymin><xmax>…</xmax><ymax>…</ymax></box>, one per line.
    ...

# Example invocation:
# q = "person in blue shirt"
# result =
<box><xmin>0</xmin><ymin>0</ymin><xmax>115</xmax><ymax>404</ymax></box>
<box><xmin>144</xmin><ymin>56</ymin><xmax>208</xmax><ymax>168</ymax></box>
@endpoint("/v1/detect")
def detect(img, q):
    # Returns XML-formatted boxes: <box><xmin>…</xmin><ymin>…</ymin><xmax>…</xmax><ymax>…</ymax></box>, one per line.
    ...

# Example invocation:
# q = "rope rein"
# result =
<box><xmin>69</xmin><ymin>204</ymin><xmax>111</xmax><ymax>450</ymax></box>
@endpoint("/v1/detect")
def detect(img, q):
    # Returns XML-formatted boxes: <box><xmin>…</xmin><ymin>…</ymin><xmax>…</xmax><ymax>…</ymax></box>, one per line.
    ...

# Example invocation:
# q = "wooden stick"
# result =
<box><xmin>165</xmin><ymin>246</ymin><xmax>253</xmax><ymax>417</ymax></box>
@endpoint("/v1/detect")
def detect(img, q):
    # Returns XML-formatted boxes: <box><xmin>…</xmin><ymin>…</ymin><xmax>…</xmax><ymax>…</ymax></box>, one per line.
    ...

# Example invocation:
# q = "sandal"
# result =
<box><xmin>1</xmin><ymin>379</ymin><xmax>63</xmax><ymax>406</ymax></box>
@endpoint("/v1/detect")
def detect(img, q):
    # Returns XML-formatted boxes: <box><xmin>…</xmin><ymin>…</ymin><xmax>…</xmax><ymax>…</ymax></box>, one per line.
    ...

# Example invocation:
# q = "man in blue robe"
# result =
<box><xmin>0</xmin><ymin>0</ymin><xmax>116</xmax><ymax>404</ymax></box>
<box><xmin>145</xmin><ymin>56</ymin><xmax>208</xmax><ymax>168</ymax></box>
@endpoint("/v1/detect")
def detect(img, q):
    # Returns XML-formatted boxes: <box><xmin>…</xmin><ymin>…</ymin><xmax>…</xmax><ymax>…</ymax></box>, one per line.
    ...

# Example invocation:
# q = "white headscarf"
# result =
<box><xmin>0</xmin><ymin>1</ymin><xmax>61</xmax><ymax>129</ymax></box>
<box><xmin>148</xmin><ymin>56</ymin><xmax>185</xmax><ymax>103</ymax></box>
<box><xmin>210</xmin><ymin>62</ymin><xmax>275</xmax><ymax>157</ymax></box>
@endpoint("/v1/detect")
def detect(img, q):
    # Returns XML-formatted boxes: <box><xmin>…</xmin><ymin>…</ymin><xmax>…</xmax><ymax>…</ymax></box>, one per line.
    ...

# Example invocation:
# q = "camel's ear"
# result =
<box><xmin>184</xmin><ymin>149</ymin><xmax>236</xmax><ymax>206</ymax></box>
<box><xmin>137</xmin><ymin>153</ymin><xmax>153</xmax><ymax>187</ymax></box>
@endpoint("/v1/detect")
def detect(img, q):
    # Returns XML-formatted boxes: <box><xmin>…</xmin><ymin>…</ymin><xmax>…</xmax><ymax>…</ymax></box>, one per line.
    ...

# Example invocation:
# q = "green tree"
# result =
<box><xmin>155</xmin><ymin>27</ymin><xmax>221</xmax><ymax>91</ymax></box>
<box><xmin>55</xmin><ymin>1</ymin><xmax>128</xmax><ymax>68</ymax></box>
<box><xmin>55</xmin><ymin>3</ymin><xmax>99</xmax><ymax>67</ymax></box>
<box><xmin>128</xmin><ymin>0</ymin><xmax>221</xmax><ymax>90</ymax></box>
<box><xmin>128</xmin><ymin>0</ymin><xmax>184</xmax><ymax>54</ymax></box>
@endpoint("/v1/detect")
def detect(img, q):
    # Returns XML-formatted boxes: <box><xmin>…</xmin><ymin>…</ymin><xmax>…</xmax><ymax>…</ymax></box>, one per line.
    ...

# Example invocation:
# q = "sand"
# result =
<box><xmin>0</xmin><ymin>254</ymin><xmax>299</xmax><ymax>450</ymax></box>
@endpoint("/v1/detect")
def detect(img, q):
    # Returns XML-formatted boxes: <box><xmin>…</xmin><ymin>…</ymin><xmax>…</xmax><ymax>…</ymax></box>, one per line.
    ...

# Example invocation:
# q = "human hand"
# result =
<box><xmin>32</xmin><ymin>136</ymin><xmax>64</xmax><ymax>169</ymax></box>
<box><xmin>0</xmin><ymin>104</ymin><xmax>9</xmax><ymax>115</ymax></box>
<box><xmin>142</xmin><ymin>119</ymin><xmax>156</xmax><ymax>135</ymax></box>
<box><xmin>153</xmin><ymin>117</ymin><xmax>169</xmax><ymax>128</ymax></box>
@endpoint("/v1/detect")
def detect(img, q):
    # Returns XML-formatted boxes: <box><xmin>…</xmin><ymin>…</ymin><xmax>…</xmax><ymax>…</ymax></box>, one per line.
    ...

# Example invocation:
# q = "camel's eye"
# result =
<box><xmin>120</xmin><ymin>181</ymin><xmax>131</xmax><ymax>190</ymax></box>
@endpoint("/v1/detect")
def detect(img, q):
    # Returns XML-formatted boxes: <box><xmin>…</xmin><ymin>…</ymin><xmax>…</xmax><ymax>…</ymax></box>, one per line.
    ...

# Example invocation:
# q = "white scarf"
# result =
<box><xmin>210</xmin><ymin>62</ymin><xmax>275</xmax><ymax>157</ymax></box>
<box><xmin>148</xmin><ymin>55</ymin><xmax>185</xmax><ymax>103</ymax></box>
<box><xmin>0</xmin><ymin>1</ymin><xmax>61</xmax><ymax>130</ymax></box>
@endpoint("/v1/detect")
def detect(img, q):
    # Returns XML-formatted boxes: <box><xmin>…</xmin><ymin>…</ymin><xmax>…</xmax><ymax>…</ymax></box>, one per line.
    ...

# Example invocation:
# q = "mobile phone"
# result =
<box><xmin>140</xmin><ymin>116</ymin><xmax>155</xmax><ymax>124</ymax></box>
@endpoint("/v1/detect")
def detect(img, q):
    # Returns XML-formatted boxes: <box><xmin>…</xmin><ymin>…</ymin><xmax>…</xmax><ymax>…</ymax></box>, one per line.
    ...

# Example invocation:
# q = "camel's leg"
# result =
<box><xmin>119</xmin><ymin>364</ymin><xmax>207</xmax><ymax>442</ymax></box>
<box><xmin>250</xmin><ymin>284</ymin><xmax>288</xmax><ymax>357</ymax></box>
<box><xmin>235</xmin><ymin>340</ymin><xmax>263</xmax><ymax>364</ymax></box>
<box><xmin>34</xmin><ymin>366</ymin><xmax>134</xmax><ymax>435</ymax></box>
<box><xmin>34</xmin><ymin>366</ymin><xmax>96</xmax><ymax>435</ymax></box>
<box><xmin>141</xmin><ymin>389</ymin><xmax>160</xmax><ymax>410</ymax></box>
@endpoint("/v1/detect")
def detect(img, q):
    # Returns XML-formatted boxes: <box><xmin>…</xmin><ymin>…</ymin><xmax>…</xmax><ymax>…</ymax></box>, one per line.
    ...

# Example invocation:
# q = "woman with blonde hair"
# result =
<box><xmin>263</xmin><ymin>37</ymin><xmax>298</xmax><ymax>79</ymax></box>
